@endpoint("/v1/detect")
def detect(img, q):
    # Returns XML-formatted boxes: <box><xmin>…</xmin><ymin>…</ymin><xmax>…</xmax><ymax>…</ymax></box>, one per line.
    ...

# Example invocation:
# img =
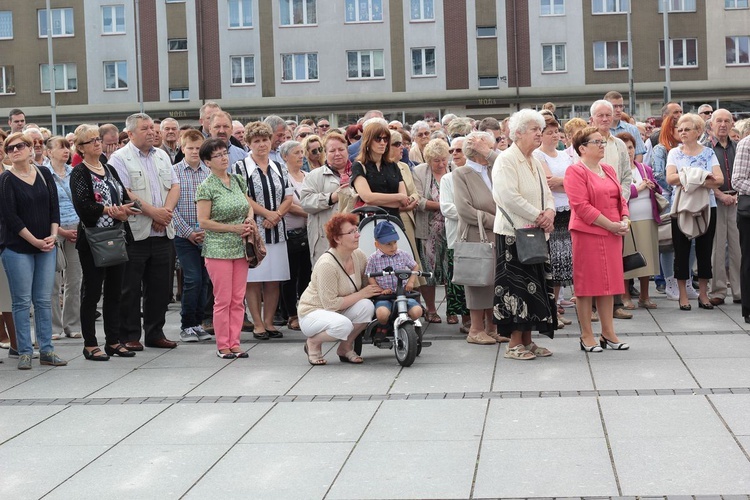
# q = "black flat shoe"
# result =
<box><xmin>266</xmin><ymin>329</ymin><xmax>283</xmax><ymax>339</ymax></box>
<box><xmin>698</xmin><ymin>301</ymin><xmax>714</xmax><ymax>310</ymax></box>
<box><xmin>679</xmin><ymin>303</ymin><xmax>692</xmax><ymax>311</ymax></box>
<box><xmin>82</xmin><ymin>347</ymin><xmax>109</xmax><ymax>361</ymax></box>
<box><xmin>253</xmin><ymin>331</ymin><xmax>269</xmax><ymax>340</ymax></box>
<box><xmin>105</xmin><ymin>343</ymin><xmax>137</xmax><ymax>357</ymax></box>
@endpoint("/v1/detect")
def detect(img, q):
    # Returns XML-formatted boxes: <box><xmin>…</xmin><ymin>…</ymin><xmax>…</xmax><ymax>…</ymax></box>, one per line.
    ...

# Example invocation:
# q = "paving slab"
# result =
<box><xmin>588</xmin><ymin>358</ymin><xmax>696</xmax><ymax>390</ymax></box>
<box><xmin>708</xmin><ymin>394</ymin><xmax>750</xmax><ymax>436</ymax></box>
<box><xmin>684</xmin><ymin>358</ymin><xmax>750</xmax><ymax>388</ymax></box>
<box><xmin>0</xmin><ymin>405</ymin><xmax>67</xmax><ymax>444</ymax></box>
<box><xmin>668</xmin><ymin>334</ymin><xmax>750</xmax><ymax>359</ymax></box>
<box><xmin>288</xmin><ymin>362</ymin><xmax>402</xmax><ymax>396</ymax></box>
<box><xmin>88</xmin><ymin>367</ymin><xmax>221</xmax><ymax>398</ymax></box>
<box><xmin>186</xmin><ymin>363</ymin><xmax>311</xmax><ymax>397</ymax></box>
<box><xmin>389</xmin><ymin>360</ymin><xmax>495</xmax><ymax>393</ymax></box>
<box><xmin>651</xmin><ymin>306</ymin><xmax>741</xmax><ymax>332</ymax></box>
<box><xmin>484</xmin><ymin>398</ymin><xmax>604</xmax><ymax>440</ymax></box>
<box><xmin>0</xmin><ymin>368</ymin><xmax>133</xmax><ymax>399</ymax></box>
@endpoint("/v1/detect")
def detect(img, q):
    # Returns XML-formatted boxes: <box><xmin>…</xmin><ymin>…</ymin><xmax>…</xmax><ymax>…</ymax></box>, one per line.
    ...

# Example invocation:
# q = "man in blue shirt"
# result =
<box><xmin>605</xmin><ymin>91</ymin><xmax>646</xmax><ymax>162</ymax></box>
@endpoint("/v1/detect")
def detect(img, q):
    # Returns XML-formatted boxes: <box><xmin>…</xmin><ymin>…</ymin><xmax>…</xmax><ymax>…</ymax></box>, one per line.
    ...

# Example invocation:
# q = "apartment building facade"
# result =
<box><xmin>1</xmin><ymin>0</ymin><xmax>749</xmax><ymax>131</ymax></box>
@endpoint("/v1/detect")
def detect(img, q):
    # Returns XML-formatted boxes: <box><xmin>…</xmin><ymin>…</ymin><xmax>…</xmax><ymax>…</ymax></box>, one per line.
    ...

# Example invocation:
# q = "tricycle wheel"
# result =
<box><xmin>394</xmin><ymin>323</ymin><xmax>418</xmax><ymax>367</ymax></box>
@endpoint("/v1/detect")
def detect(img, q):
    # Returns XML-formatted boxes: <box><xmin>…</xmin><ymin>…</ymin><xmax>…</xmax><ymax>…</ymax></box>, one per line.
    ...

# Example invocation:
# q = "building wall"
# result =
<box><xmin>403</xmin><ymin>0</ymin><xmax>447</xmax><ymax>93</ymax></box>
<box><xmin>529</xmin><ymin>0</ymin><xmax>586</xmax><ymax>89</ymax></box>
<box><xmin>705</xmin><ymin>0</ymin><xmax>750</xmax><ymax>83</ymax></box>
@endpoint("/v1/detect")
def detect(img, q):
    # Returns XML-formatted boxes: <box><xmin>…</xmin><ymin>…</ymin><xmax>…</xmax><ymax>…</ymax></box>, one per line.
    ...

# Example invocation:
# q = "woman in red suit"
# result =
<box><xmin>565</xmin><ymin>127</ymin><xmax>631</xmax><ymax>352</ymax></box>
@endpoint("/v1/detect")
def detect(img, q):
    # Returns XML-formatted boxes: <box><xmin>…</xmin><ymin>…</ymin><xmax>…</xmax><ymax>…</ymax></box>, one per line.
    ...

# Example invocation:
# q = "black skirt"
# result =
<box><xmin>493</xmin><ymin>234</ymin><xmax>556</xmax><ymax>338</ymax></box>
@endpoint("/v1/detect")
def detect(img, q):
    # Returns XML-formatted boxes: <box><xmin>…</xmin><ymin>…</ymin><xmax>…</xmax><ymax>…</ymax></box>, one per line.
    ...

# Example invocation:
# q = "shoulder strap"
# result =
<box><xmin>325</xmin><ymin>250</ymin><xmax>358</xmax><ymax>292</ymax></box>
<box><xmin>32</xmin><ymin>165</ymin><xmax>47</xmax><ymax>187</ymax></box>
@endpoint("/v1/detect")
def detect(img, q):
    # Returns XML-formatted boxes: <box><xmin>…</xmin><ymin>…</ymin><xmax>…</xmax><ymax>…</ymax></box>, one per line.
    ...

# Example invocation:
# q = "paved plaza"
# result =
<box><xmin>1</xmin><ymin>287</ymin><xmax>750</xmax><ymax>499</ymax></box>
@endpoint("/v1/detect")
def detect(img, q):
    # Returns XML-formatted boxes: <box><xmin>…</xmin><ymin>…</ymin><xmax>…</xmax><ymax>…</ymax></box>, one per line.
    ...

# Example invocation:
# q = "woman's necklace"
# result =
<box><xmin>83</xmin><ymin>160</ymin><xmax>104</xmax><ymax>173</ymax></box>
<box><xmin>14</xmin><ymin>167</ymin><xmax>31</xmax><ymax>178</ymax></box>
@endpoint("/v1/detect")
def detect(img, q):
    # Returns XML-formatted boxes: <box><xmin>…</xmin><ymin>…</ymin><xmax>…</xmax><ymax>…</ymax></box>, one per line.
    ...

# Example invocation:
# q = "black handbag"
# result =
<box><xmin>286</xmin><ymin>227</ymin><xmax>308</xmax><ymax>254</ymax></box>
<box><xmin>83</xmin><ymin>223</ymin><xmax>129</xmax><ymax>268</ymax></box>
<box><xmin>496</xmin><ymin>170</ymin><xmax>549</xmax><ymax>265</ymax></box>
<box><xmin>623</xmin><ymin>228</ymin><xmax>647</xmax><ymax>273</ymax></box>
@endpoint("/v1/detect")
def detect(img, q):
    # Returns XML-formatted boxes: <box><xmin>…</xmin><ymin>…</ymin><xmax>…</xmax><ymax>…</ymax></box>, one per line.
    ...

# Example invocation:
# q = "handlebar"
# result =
<box><xmin>367</xmin><ymin>269</ymin><xmax>432</xmax><ymax>279</ymax></box>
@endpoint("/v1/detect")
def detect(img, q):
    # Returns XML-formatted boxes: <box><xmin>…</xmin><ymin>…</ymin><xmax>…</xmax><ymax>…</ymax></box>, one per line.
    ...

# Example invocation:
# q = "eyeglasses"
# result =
<box><xmin>338</xmin><ymin>228</ymin><xmax>359</xmax><ymax>236</ymax></box>
<box><xmin>392</xmin><ymin>141</ymin><xmax>403</xmax><ymax>147</ymax></box>
<box><xmin>353</xmin><ymin>134</ymin><xmax>361</xmax><ymax>140</ymax></box>
<box><xmin>318</xmin><ymin>123</ymin><xmax>330</xmax><ymax>129</ymax></box>
<box><xmin>4</xmin><ymin>142</ymin><xmax>28</xmax><ymax>153</ymax></box>
<box><xmin>496</xmin><ymin>136</ymin><xmax>507</xmax><ymax>143</ymax></box>
<box><xmin>32</xmin><ymin>139</ymin><xmax>45</xmax><ymax>146</ymax></box>
<box><xmin>297</xmin><ymin>132</ymin><xmax>310</xmax><ymax>138</ymax></box>
<box><xmin>699</xmin><ymin>111</ymin><xmax>713</xmax><ymax>116</ymax></box>
<box><xmin>676</xmin><ymin>127</ymin><xmax>695</xmax><ymax>133</ymax></box>
<box><xmin>309</xmin><ymin>146</ymin><xmax>324</xmax><ymax>154</ymax></box>
<box><xmin>583</xmin><ymin>139</ymin><xmax>606</xmax><ymax>146</ymax></box>
<box><xmin>374</xmin><ymin>136</ymin><xmax>390</xmax><ymax>143</ymax></box>
<box><xmin>449</xmin><ymin>148</ymin><xmax>463</xmax><ymax>154</ymax></box>
<box><xmin>80</xmin><ymin>137</ymin><xmax>103</xmax><ymax>146</ymax></box>
<box><xmin>210</xmin><ymin>151</ymin><xmax>229</xmax><ymax>159</ymax></box>
<box><xmin>416</xmin><ymin>132</ymin><xmax>430</xmax><ymax>138</ymax></box>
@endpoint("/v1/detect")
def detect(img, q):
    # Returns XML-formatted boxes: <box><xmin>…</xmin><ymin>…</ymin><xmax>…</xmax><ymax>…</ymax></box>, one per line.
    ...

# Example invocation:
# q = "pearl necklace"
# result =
<box><xmin>83</xmin><ymin>160</ymin><xmax>104</xmax><ymax>172</ymax></box>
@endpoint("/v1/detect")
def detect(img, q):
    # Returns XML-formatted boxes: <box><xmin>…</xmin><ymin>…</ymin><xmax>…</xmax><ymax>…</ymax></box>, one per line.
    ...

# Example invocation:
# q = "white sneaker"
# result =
<box><xmin>685</xmin><ymin>280</ymin><xmax>700</xmax><ymax>299</ymax></box>
<box><xmin>192</xmin><ymin>325</ymin><xmax>212</xmax><ymax>341</ymax></box>
<box><xmin>180</xmin><ymin>327</ymin><xmax>199</xmax><ymax>342</ymax></box>
<box><xmin>665</xmin><ymin>277</ymin><xmax>679</xmax><ymax>301</ymax></box>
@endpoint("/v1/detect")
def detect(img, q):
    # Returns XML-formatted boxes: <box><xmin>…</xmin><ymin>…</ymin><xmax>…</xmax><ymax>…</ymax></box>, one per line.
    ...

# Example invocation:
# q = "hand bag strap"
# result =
<box><xmin>325</xmin><ymin>250</ymin><xmax>359</xmax><ymax>293</ymax></box>
<box><xmin>628</xmin><ymin>225</ymin><xmax>638</xmax><ymax>252</ymax></box>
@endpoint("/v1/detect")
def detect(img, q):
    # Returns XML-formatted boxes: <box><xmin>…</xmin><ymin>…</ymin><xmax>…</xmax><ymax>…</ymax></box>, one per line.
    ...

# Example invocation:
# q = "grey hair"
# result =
<box><xmin>589</xmin><ymin>100</ymin><xmax>614</xmax><ymax>117</ymax></box>
<box><xmin>264</xmin><ymin>115</ymin><xmax>286</xmax><ymax>131</ymax></box>
<box><xmin>390</xmin><ymin>130</ymin><xmax>403</xmax><ymax>143</ymax></box>
<box><xmin>447</xmin><ymin>117</ymin><xmax>473</xmax><ymax>138</ymax></box>
<box><xmin>508</xmin><ymin>110</ymin><xmax>545</xmax><ymax>142</ymax></box>
<box><xmin>199</xmin><ymin>101</ymin><xmax>220</xmax><ymax>119</ymax></box>
<box><xmin>125</xmin><ymin>113</ymin><xmax>153</xmax><ymax>133</ymax></box>
<box><xmin>24</xmin><ymin>127</ymin><xmax>42</xmax><ymax>138</ymax></box>
<box><xmin>363</xmin><ymin>117</ymin><xmax>388</xmax><ymax>130</ymax></box>
<box><xmin>441</xmin><ymin>113</ymin><xmax>457</xmax><ymax>126</ymax></box>
<box><xmin>161</xmin><ymin>117</ymin><xmax>178</xmax><ymax>127</ymax></box>
<box><xmin>411</xmin><ymin>120</ymin><xmax>430</xmax><ymax>134</ymax></box>
<box><xmin>280</xmin><ymin>140</ymin><xmax>301</xmax><ymax>158</ymax></box>
<box><xmin>462</xmin><ymin>131</ymin><xmax>494</xmax><ymax>160</ymax></box>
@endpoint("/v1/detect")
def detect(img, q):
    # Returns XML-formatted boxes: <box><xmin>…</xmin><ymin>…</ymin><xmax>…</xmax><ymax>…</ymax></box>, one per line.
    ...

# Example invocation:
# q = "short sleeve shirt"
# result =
<box><xmin>195</xmin><ymin>174</ymin><xmax>249</xmax><ymax>259</ymax></box>
<box><xmin>365</xmin><ymin>248</ymin><xmax>417</xmax><ymax>291</ymax></box>
<box><xmin>351</xmin><ymin>160</ymin><xmax>404</xmax><ymax>217</ymax></box>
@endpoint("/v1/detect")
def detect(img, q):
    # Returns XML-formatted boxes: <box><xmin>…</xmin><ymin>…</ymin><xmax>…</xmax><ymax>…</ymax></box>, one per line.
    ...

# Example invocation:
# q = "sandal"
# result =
<box><xmin>426</xmin><ymin>312</ymin><xmax>442</xmax><ymax>324</ymax></box>
<box><xmin>338</xmin><ymin>350</ymin><xmax>364</xmax><ymax>364</ymax></box>
<box><xmin>287</xmin><ymin>317</ymin><xmax>301</xmax><ymax>331</ymax></box>
<box><xmin>446</xmin><ymin>315</ymin><xmax>458</xmax><ymax>324</ymax></box>
<box><xmin>525</xmin><ymin>342</ymin><xmax>552</xmax><ymax>357</ymax></box>
<box><xmin>304</xmin><ymin>344</ymin><xmax>326</xmax><ymax>365</ymax></box>
<box><xmin>557</xmin><ymin>305</ymin><xmax>565</xmax><ymax>315</ymax></box>
<box><xmin>621</xmin><ymin>300</ymin><xmax>637</xmax><ymax>310</ymax></box>
<box><xmin>559</xmin><ymin>316</ymin><xmax>572</xmax><ymax>325</ymax></box>
<box><xmin>638</xmin><ymin>299</ymin><xmax>658</xmax><ymax>309</ymax></box>
<box><xmin>504</xmin><ymin>344</ymin><xmax>536</xmax><ymax>360</ymax></box>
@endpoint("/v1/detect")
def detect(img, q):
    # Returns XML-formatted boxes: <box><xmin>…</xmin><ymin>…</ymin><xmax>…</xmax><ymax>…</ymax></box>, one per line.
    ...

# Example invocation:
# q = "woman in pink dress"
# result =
<box><xmin>565</xmin><ymin>127</ymin><xmax>631</xmax><ymax>352</ymax></box>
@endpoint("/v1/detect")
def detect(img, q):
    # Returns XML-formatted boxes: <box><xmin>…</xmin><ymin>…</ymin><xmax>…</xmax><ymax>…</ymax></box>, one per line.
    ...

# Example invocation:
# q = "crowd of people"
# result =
<box><xmin>0</xmin><ymin>94</ymin><xmax>748</xmax><ymax>369</ymax></box>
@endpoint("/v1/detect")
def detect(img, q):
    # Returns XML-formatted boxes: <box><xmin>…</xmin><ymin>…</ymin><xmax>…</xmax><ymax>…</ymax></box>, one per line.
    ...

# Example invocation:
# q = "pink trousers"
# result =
<box><xmin>205</xmin><ymin>258</ymin><xmax>247</xmax><ymax>351</ymax></box>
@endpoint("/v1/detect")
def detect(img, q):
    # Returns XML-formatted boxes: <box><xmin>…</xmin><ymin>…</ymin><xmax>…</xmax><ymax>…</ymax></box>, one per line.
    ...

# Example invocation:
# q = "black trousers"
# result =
<box><xmin>79</xmin><ymin>244</ymin><xmax>125</xmax><ymax>347</ymax></box>
<box><xmin>281</xmin><ymin>237</ymin><xmax>312</xmax><ymax>318</ymax></box>
<box><xmin>672</xmin><ymin>207</ymin><xmax>717</xmax><ymax>281</ymax></box>
<box><xmin>737</xmin><ymin>205</ymin><xmax>750</xmax><ymax>317</ymax></box>
<box><xmin>119</xmin><ymin>236</ymin><xmax>172</xmax><ymax>343</ymax></box>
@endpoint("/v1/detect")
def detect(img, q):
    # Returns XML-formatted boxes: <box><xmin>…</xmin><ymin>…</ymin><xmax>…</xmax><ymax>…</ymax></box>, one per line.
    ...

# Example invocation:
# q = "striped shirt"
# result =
<box><xmin>173</xmin><ymin>160</ymin><xmax>210</xmax><ymax>238</ymax></box>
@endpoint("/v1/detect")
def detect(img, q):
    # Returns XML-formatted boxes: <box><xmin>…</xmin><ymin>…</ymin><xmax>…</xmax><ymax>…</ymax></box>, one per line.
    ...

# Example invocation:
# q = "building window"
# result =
<box><xmin>229</xmin><ymin>0</ymin><xmax>253</xmax><ymax>28</ymax></box>
<box><xmin>726</xmin><ymin>36</ymin><xmax>750</xmax><ymax>65</ymax></box>
<box><xmin>280</xmin><ymin>0</ymin><xmax>316</xmax><ymax>26</ymax></box>
<box><xmin>168</xmin><ymin>38</ymin><xmax>188</xmax><ymax>51</ymax></box>
<box><xmin>169</xmin><ymin>88</ymin><xmax>189</xmax><ymax>101</ymax></box>
<box><xmin>345</xmin><ymin>0</ymin><xmax>383</xmax><ymax>23</ymax></box>
<box><xmin>347</xmin><ymin>50</ymin><xmax>384</xmax><ymax>79</ymax></box>
<box><xmin>541</xmin><ymin>0</ymin><xmax>565</xmax><ymax>15</ymax></box>
<box><xmin>0</xmin><ymin>11</ymin><xmax>12</xmax><ymax>39</ymax></box>
<box><xmin>102</xmin><ymin>5</ymin><xmax>125</xmax><ymax>34</ymax></box>
<box><xmin>592</xmin><ymin>0</ymin><xmax>629</xmax><ymax>14</ymax></box>
<box><xmin>659</xmin><ymin>38</ymin><xmax>698</xmax><ymax>68</ymax></box>
<box><xmin>410</xmin><ymin>0</ymin><xmax>434</xmax><ymax>21</ymax></box>
<box><xmin>477</xmin><ymin>26</ymin><xmax>497</xmax><ymax>37</ymax></box>
<box><xmin>593</xmin><ymin>41</ymin><xmax>629</xmax><ymax>70</ymax></box>
<box><xmin>658</xmin><ymin>0</ymin><xmax>696</xmax><ymax>12</ymax></box>
<box><xmin>725</xmin><ymin>0</ymin><xmax>748</xmax><ymax>8</ymax></box>
<box><xmin>542</xmin><ymin>44</ymin><xmax>566</xmax><ymax>72</ymax></box>
<box><xmin>41</xmin><ymin>63</ymin><xmax>78</xmax><ymax>92</ymax></box>
<box><xmin>38</xmin><ymin>8</ymin><xmax>74</xmax><ymax>37</ymax></box>
<box><xmin>411</xmin><ymin>47</ymin><xmax>436</xmax><ymax>77</ymax></box>
<box><xmin>0</xmin><ymin>66</ymin><xmax>14</xmax><ymax>94</ymax></box>
<box><xmin>104</xmin><ymin>61</ymin><xmax>127</xmax><ymax>90</ymax></box>
<box><xmin>479</xmin><ymin>76</ymin><xmax>499</xmax><ymax>89</ymax></box>
<box><xmin>231</xmin><ymin>55</ymin><xmax>255</xmax><ymax>85</ymax></box>
<box><xmin>281</xmin><ymin>53</ymin><xmax>318</xmax><ymax>81</ymax></box>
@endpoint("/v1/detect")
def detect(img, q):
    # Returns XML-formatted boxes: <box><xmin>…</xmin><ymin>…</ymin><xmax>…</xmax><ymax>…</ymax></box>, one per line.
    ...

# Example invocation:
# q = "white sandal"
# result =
<box><xmin>504</xmin><ymin>344</ymin><xmax>536</xmax><ymax>360</ymax></box>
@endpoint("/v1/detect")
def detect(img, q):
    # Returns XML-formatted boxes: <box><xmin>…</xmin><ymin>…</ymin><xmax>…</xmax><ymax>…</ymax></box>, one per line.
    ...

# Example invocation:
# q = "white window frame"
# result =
<box><xmin>40</xmin><ymin>63</ymin><xmax>78</xmax><ymax>93</ymax></box>
<box><xmin>410</xmin><ymin>0</ymin><xmax>435</xmax><ymax>21</ymax></box>
<box><xmin>281</xmin><ymin>53</ymin><xmax>319</xmax><ymax>82</ymax></box>
<box><xmin>725</xmin><ymin>0</ymin><xmax>748</xmax><ymax>8</ymax></box>
<box><xmin>479</xmin><ymin>76</ymin><xmax>499</xmax><ymax>89</ymax></box>
<box><xmin>0</xmin><ymin>66</ymin><xmax>14</xmax><ymax>94</ymax></box>
<box><xmin>411</xmin><ymin>47</ymin><xmax>436</xmax><ymax>77</ymax></box>
<box><xmin>0</xmin><ymin>11</ymin><xmax>13</xmax><ymax>40</ymax></box>
<box><xmin>477</xmin><ymin>26</ymin><xmax>497</xmax><ymax>38</ymax></box>
<box><xmin>168</xmin><ymin>38</ymin><xmax>188</xmax><ymax>52</ymax></box>
<box><xmin>230</xmin><ymin>55</ymin><xmax>256</xmax><ymax>85</ymax></box>
<box><xmin>658</xmin><ymin>0</ymin><xmax>696</xmax><ymax>12</ymax></box>
<box><xmin>659</xmin><ymin>38</ymin><xmax>698</xmax><ymax>68</ymax></box>
<box><xmin>345</xmin><ymin>0</ymin><xmax>384</xmax><ymax>23</ymax></box>
<box><xmin>726</xmin><ymin>36</ymin><xmax>750</xmax><ymax>65</ymax></box>
<box><xmin>104</xmin><ymin>61</ymin><xmax>128</xmax><ymax>90</ymax></box>
<box><xmin>38</xmin><ymin>8</ymin><xmax>74</xmax><ymax>38</ymax></box>
<box><xmin>228</xmin><ymin>0</ymin><xmax>253</xmax><ymax>28</ymax></box>
<box><xmin>280</xmin><ymin>0</ymin><xmax>317</xmax><ymax>26</ymax></box>
<box><xmin>101</xmin><ymin>5</ymin><xmax>125</xmax><ymax>35</ymax></box>
<box><xmin>593</xmin><ymin>40</ymin><xmax>629</xmax><ymax>70</ymax></box>
<box><xmin>592</xmin><ymin>0</ymin><xmax>629</xmax><ymax>14</ymax></box>
<box><xmin>542</xmin><ymin>43</ymin><xmax>567</xmax><ymax>73</ymax></box>
<box><xmin>346</xmin><ymin>50</ymin><xmax>385</xmax><ymax>80</ymax></box>
<box><xmin>169</xmin><ymin>88</ymin><xmax>189</xmax><ymax>101</ymax></box>
<box><xmin>541</xmin><ymin>0</ymin><xmax>565</xmax><ymax>16</ymax></box>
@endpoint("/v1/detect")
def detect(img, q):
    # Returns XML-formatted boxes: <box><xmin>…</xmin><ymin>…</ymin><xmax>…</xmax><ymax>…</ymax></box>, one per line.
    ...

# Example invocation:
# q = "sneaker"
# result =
<box><xmin>39</xmin><ymin>351</ymin><xmax>67</xmax><ymax>366</ymax></box>
<box><xmin>17</xmin><ymin>354</ymin><xmax>32</xmax><ymax>370</ymax></box>
<box><xmin>685</xmin><ymin>280</ymin><xmax>700</xmax><ymax>299</ymax></box>
<box><xmin>665</xmin><ymin>277</ymin><xmax>679</xmax><ymax>301</ymax></box>
<box><xmin>180</xmin><ymin>327</ymin><xmax>199</xmax><ymax>343</ymax></box>
<box><xmin>9</xmin><ymin>347</ymin><xmax>39</xmax><ymax>359</ymax></box>
<box><xmin>655</xmin><ymin>283</ymin><xmax>666</xmax><ymax>294</ymax></box>
<box><xmin>192</xmin><ymin>325</ymin><xmax>213</xmax><ymax>341</ymax></box>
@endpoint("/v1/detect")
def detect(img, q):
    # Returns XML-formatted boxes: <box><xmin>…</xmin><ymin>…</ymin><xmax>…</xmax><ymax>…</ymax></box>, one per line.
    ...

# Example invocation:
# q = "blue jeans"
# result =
<box><xmin>1</xmin><ymin>248</ymin><xmax>56</xmax><ymax>355</ymax></box>
<box><xmin>374</xmin><ymin>298</ymin><xmax>421</xmax><ymax>314</ymax></box>
<box><xmin>174</xmin><ymin>237</ymin><xmax>209</xmax><ymax>329</ymax></box>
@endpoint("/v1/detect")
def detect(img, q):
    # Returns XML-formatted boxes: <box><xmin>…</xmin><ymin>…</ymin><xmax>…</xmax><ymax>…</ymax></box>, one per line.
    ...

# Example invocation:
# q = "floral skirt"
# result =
<box><xmin>493</xmin><ymin>234</ymin><xmax>556</xmax><ymax>338</ymax></box>
<box><xmin>550</xmin><ymin>210</ymin><xmax>573</xmax><ymax>286</ymax></box>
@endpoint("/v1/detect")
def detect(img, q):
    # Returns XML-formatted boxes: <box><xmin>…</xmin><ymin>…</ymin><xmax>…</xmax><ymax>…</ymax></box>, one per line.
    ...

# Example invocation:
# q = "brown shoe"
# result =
<box><xmin>145</xmin><ymin>338</ymin><xmax>178</xmax><ymax>349</ymax></box>
<box><xmin>709</xmin><ymin>297</ymin><xmax>725</xmax><ymax>306</ymax></box>
<box><xmin>123</xmin><ymin>341</ymin><xmax>144</xmax><ymax>352</ymax></box>
<box><xmin>613</xmin><ymin>308</ymin><xmax>633</xmax><ymax>320</ymax></box>
<box><xmin>485</xmin><ymin>330</ymin><xmax>510</xmax><ymax>343</ymax></box>
<box><xmin>241</xmin><ymin>319</ymin><xmax>255</xmax><ymax>332</ymax></box>
<box><xmin>467</xmin><ymin>331</ymin><xmax>496</xmax><ymax>345</ymax></box>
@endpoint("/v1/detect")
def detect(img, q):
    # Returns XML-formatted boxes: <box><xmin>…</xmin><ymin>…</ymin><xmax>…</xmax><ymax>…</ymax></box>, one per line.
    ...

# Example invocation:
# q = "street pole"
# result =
<box><xmin>134</xmin><ymin>0</ymin><xmax>145</xmax><ymax>114</ymax></box>
<box><xmin>45</xmin><ymin>0</ymin><xmax>57</xmax><ymax>133</ymax></box>
<box><xmin>627</xmin><ymin>3</ymin><xmax>635</xmax><ymax>117</ymax></box>
<box><xmin>662</xmin><ymin>1</ymin><xmax>671</xmax><ymax>103</ymax></box>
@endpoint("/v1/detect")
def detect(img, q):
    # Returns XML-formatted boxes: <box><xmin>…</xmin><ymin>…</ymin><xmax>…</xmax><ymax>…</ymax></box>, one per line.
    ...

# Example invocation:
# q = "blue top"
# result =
<box><xmin>46</xmin><ymin>164</ymin><xmax>79</xmax><ymax>227</ymax></box>
<box><xmin>666</xmin><ymin>145</ymin><xmax>720</xmax><ymax>208</ymax></box>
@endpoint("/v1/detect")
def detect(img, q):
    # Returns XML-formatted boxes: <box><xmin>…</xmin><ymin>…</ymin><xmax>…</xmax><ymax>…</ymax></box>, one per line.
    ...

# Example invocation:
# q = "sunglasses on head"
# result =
<box><xmin>5</xmin><ymin>142</ymin><xmax>28</xmax><ymax>153</ymax></box>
